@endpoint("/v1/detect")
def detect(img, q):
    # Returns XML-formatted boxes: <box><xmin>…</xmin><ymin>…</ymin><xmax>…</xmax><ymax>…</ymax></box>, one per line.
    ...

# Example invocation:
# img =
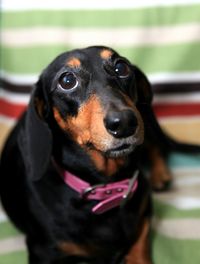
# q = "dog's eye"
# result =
<box><xmin>114</xmin><ymin>61</ymin><xmax>130</xmax><ymax>78</ymax></box>
<box><xmin>59</xmin><ymin>73</ymin><xmax>78</xmax><ymax>90</ymax></box>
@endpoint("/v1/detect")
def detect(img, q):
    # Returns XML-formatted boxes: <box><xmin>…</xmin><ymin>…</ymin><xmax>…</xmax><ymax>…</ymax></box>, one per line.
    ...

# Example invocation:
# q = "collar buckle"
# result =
<box><xmin>123</xmin><ymin>170</ymin><xmax>139</xmax><ymax>200</ymax></box>
<box><xmin>121</xmin><ymin>170</ymin><xmax>139</xmax><ymax>207</ymax></box>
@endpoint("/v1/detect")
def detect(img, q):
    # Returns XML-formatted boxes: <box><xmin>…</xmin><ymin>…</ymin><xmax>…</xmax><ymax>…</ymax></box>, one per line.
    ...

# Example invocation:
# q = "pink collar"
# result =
<box><xmin>62</xmin><ymin>170</ymin><xmax>139</xmax><ymax>214</ymax></box>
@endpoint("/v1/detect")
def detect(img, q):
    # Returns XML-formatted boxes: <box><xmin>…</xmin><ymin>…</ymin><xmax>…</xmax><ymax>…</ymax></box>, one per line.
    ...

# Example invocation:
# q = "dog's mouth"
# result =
<box><xmin>86</xmin><ymin>140</ymin><xmax>138</xmax><ymax>159</ymax></box>
<box><xmin>105</xmin><ymin>143</ymin><xmax>135</xmax><ymax>158</ymax></box>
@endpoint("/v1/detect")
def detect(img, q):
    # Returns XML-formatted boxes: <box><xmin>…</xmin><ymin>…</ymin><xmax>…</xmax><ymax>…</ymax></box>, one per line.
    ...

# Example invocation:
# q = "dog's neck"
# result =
<box><xmin>52</xmin><ymin>157</ymin><xmax>139</xmax><ymax>214</ymax></box>
<box><xmin>84</xmin><ymin>148</ymin><xmax>126</xmax><ymax>177</ymax></box>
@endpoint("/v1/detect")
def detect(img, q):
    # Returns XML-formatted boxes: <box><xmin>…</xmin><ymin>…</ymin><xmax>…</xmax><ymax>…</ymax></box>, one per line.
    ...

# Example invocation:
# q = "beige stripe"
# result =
<box><xmin>0</xmin><ymin>236</ymin><xmax>25</xmax><ymax>254</ymax></box>
<box><xmin>173</xmin><ymin>167</ymin><xmax>200</xmax><ymax>176</ymax></box>
<box><xmin>0</xmin><ymin>122</ymin><xmax>14</xmax><ymax>152</ymax></box>
<box><xmin>154</xmin><ymin>184</ymin><xmax>200</xmax><ymax>199</ymax></box>
<box><xmin>2</xmin><ymin>23</ymin><xmax>200</xmax><ymax>47</ymax></box>
<box><xmin>159</xmin><ymin>119</ymin><xmax>200</xmax><ymax>145</ymax></box>
<box><xmin>152</xmin><ymin>217</ymin><xmax>200</xmax><ymax>239</ymax></box>
<box><xmin>173</xmin><ymin>170</ymin><xmax>200</xmax><ymax>181</ymax></box>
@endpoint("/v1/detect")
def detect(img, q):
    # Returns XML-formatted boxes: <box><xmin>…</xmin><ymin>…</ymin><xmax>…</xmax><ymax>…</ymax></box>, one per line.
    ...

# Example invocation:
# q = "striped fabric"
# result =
<box><xmin>1</xmin><ymin>0</ymin><xmax>200</xmax><ymax>263</ymax></box>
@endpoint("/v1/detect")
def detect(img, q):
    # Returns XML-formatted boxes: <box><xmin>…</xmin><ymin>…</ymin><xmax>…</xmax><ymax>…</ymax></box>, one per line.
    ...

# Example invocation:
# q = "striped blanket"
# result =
<box><xmin>1</xmin><ymin>1</ymin><xmax>200</xmax><ymax>263</ymax></box>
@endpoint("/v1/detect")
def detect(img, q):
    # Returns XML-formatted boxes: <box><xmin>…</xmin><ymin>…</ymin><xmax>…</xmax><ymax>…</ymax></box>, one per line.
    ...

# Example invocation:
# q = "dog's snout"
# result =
<box><xmin>104</xmin><ymin>110</ymin><xmax>138</xmax><ymax>138</ymax></box>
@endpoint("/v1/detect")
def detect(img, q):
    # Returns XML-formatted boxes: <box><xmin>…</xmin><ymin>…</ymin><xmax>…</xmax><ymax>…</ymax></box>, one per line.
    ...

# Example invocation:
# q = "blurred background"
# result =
<box><xmin>1</xmin><ymin>1</ymin><xmax>200</xmax><ymax>263</ymax></box>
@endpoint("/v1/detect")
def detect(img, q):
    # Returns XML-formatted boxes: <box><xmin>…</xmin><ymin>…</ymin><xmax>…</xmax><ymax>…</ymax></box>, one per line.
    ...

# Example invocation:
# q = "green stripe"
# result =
<box><xmin>2</xmin><ymin>42</ymin><xmax>200</xmax><ymax>74</ymax></box>
<box><xmin>0</xmin><ymin>221</ymin><xmax>21</xmax><ymax>240</ymax></box>
<box><xmin>2</xmin><ymin>5</ymin><xmax>200</xmax><ymax>29</ymax></box>
<box><xmin>152</xmin><ymin>231</ymin><xmax>200</xmax><ymax>264</ymax></box>
<box><xmin>119</xmin><ymin>42</ymin><xmax>200</xmax><ymax>74</ymax></box>
<box><xmin>0</xmin><ymin>251</ymin><xmax>27</xmax><ymax>264</ymax></box>
<box><xmin>153</xmin><ymin>199</ymin><xmax>200</xmax><ymax>219</ymax></box>
<box><xmin>168</xmin><ymin>153</ymin><xmax>200</xmax><ymax>169</ymax></box>
<box><xmin>1</xmin><ymin>45</ymin><xmax>69</xmax><ymax>74</ymax></box>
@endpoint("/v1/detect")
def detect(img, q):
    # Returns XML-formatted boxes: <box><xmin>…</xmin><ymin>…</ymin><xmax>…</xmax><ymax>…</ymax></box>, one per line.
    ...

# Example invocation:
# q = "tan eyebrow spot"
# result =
<box><xmin>100</xmin><ymin>49</ymin><xmax>113</xmax><ymax>60</ymax></box>
<box><xmin>66</xmin><ymin>57</ymin><xmax>81</xmax><ymax>68</ymax></box>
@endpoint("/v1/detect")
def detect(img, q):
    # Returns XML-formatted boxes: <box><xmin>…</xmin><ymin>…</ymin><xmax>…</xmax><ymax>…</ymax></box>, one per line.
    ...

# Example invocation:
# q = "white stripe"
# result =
<box><xmin>0</xmin><ymin>212</ymin><xmax>7</xmax><ymax>223</ymax></box>
<box><xmin>175</xmin><ymin>175</ymin><xmax>200</xmax><ymax>187</ymax></box>
<box><xmin>0</xmin><ymin>115</ymin><xmax>17</xmax><ymax>125</ymax></box>
<box><xmin>149</xmin><ymin>71</ymin><xmax>200</xmax><ymax>84</ymax></box>
<box><xmin>155</xmin><ymin>195</ymin><xmax>200</xmax><ymax>210</ymax></box>
<box><xmin>152</xmin><ymin>217</ymin><xmax>200</xmax><ymax>239</ymax></box>
<box><xmin>1</xmin><ymin>71</ymin><xmax>37</xmax><ymax>85</ymax></box>
<box><xmin>0</xmin><ymin>203</ymin><xmax>8</xmax><ymax>223</ymax></box>
<box><xmin>2</xmin><ymin>71</ymin><xmax>200</xmax><ymax>86</ymax></box>
<box><xmin>0</xmin><ymin>204</ymin><xmax>8</xmax><ymax>223</ymax></box>
<box><xmin>2</xmin><ymin>24</ymin><xmax>200</xmax><ymax>47</ymax></box>
<box><xmin>2</xmin><ymin>0</ymin><xmax>200</xmax><ymax>11</ymax></box>
<box><xmin>0</xmin><ymin>236</ymin><xmax>25</xmax><ymax>254</ymax></box>
<box><xmin>0</xmin><ymin>89</ymin><xmax>30</xmax><ymax>104</ymax></box>
<box><xmin>173</xmin><ymin>167</ymin><xmax>200</xmax><ymax>175</ymax></box>
<box><xmin>153</xmin><ymin>92</ymin><xmax>200</xmax><ymax>104</ymax></box>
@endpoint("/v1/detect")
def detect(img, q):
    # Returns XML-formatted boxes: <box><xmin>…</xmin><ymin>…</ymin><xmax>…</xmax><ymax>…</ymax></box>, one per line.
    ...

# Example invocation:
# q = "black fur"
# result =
<box><xmin>1</xmin><ymin>46</ymin><xmax>199</xmax><ymax>264</ymax></box>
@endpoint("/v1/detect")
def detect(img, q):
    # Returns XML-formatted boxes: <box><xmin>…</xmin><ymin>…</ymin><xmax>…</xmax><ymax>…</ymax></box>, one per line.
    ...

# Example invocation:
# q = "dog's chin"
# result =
<box><xmin>85</xmin><ymin>135</ymin><xmax>143</xmax><ymax>159</ymax></box>
<box><xmin>105</xmin><ymin>144</ymin><xmax>136</xmax><ymax>158</ymax></box>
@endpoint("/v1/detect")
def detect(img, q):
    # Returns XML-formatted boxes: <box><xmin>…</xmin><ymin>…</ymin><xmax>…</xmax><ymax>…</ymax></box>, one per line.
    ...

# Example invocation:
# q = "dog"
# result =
<box><xmin>1</xmin><ymin>46</ymin><xmax>197</xmax><ymax>264</ymax></box>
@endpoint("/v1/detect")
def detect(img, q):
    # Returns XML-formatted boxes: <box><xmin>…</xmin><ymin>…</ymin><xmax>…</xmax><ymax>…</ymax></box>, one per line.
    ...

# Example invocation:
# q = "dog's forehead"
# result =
<box><xmin>45</xmin><ymin>47</ymin><xmax>120</xmax><ymax>82</ymax></box>
<box><xmin>63</xmin><ymin>47</ymin><xmax>116</xmax><ymax>69</ymax></box>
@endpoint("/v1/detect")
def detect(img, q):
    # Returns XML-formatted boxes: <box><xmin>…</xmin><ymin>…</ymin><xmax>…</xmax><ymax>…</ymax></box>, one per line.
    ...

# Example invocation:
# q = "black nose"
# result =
<box><xmin>104</xmin><ymin>110</ymin><xmax>138</xmax><ymax>138</ymax></box>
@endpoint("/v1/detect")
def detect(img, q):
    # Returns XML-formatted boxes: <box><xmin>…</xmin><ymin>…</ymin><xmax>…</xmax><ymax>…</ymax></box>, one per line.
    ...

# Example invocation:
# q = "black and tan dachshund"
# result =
<box><xmin>0</xmin><ymin>46</ymin><xmax>199</xmax><ymax>264</ymax></box>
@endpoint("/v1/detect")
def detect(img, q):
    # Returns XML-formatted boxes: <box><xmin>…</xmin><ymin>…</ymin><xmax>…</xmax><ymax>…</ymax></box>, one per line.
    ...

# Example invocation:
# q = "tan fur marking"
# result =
<box><xmin>53</xmin><ymin>107</ymin><xmax>67</xmax><ymax>131</ymax></box>
<box><xmin>53</xmin><ymin>96</ymin><xmax>108</xmax><ymax>146</ymax></box>
<box><xmin>149</xmin><ymin>147</ymin><xmax>172</xmax><ymax>190</ymax></box>
<box><xmin>87</xmin><ymin>149</ymin><xmax>106</xmax><ymax>172</ymax></box>
<box><xmin>58</xmin><ymin>242</ymin><xmax>90</xmax><ymax>257</ymax></box>
<box><xmin>122</xmin><ymin>93</ymin><xmax>135</xmax><ymax>108</ymax></box>
<box><xmin>125</xmin><ymin>220</ymin><xmax>152</xmax><ymax>264</ymax></box>
<box><xmin>87</xmin><ymin>149</ymin><xmax>125</xmax><ymax>176</ymax></box>
<box><xmin>66</xmin><ymin>57</ymin><xmax>81</xmax><ymax>68</ymax></box>
<box><xmin>106</xmin><ymin>157</ymin><xmax>125</xmax><ymax>176</ymax></box>
<box><xmin>35</xmin><ymin>98</ymin><xmax>44</xmax><ymax>118</ymax></box>
<box><xmin>62</xmin><ymin>95</ymin><xmax>111</xmax><ymax>149</ymax></box>
<box><xmin>100</xmin><ymin>49</ymin><xmax>113</xmax><ymax>60</ymax></box>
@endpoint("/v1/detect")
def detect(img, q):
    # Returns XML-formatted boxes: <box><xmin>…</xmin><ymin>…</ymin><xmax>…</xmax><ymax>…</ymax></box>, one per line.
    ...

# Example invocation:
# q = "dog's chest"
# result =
<box><xmin>54</xmin><ymin>206</ymin><xmax>137</xmax><ymax>260</ymax></box>
<box><xmin>36</xmin><ymin>172</ymin><xmax>139</xmax><ymax>257</ymax></box>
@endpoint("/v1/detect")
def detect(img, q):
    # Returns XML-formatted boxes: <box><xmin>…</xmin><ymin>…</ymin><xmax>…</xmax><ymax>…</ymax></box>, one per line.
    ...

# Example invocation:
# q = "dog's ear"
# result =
<box><xmin>132</xmin><ymin>64</ymin><xmax>167</xmax><ymax>146</ymax></box>
<box><xmin>18</xmin><ymin>74</ymin><xmax>52</xmax><ymax>181</ymax></box>
<box><xmin>133</xmin><ymin>65</ymin><xmax>153</xmax><ymax>105</ymax></box>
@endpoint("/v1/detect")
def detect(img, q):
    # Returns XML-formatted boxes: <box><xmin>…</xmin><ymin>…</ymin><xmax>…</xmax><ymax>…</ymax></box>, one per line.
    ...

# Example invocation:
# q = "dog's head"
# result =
<box><xmin>23</xmin><ymin>46</ymin><xmax>152</xmax><ymax>180</ymax></box>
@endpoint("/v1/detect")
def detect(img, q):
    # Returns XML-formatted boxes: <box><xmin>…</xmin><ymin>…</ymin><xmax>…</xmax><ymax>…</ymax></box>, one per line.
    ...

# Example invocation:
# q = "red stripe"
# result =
<box><xmin>0</xmin><ymin>99</ymin><xmax>27</xmax><ymax>118</ymax></box>
<box><xmin>153</xmin><ymin>103</ymin><xmax>200</xmax><ymax>117</ymax></box>
<box><xmin>1</xmin><ymin>99</ymin><xmax>200</xmax><ymax>119</ymax></box>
